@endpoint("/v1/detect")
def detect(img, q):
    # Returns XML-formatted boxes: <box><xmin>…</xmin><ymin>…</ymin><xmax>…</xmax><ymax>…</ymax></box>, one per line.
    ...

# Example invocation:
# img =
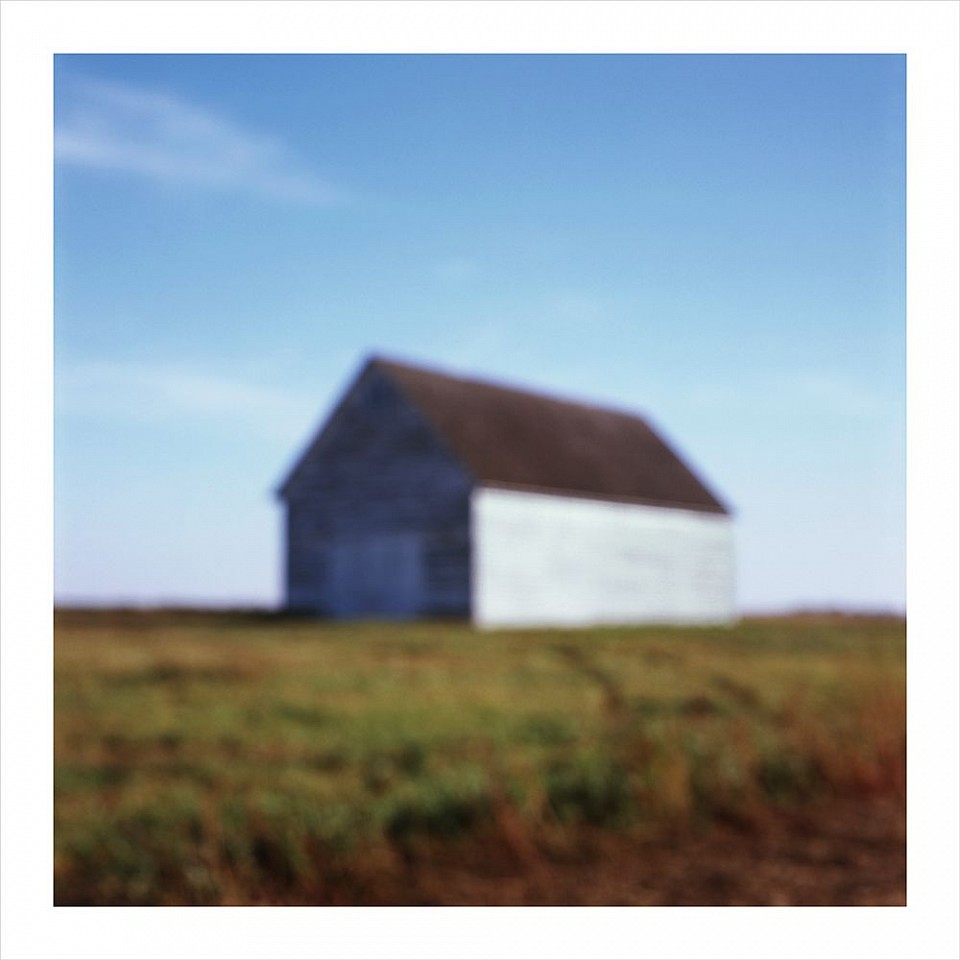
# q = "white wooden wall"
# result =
<box><xmin>471</xmin><ymin>487</ymin><xmax>735</xmax><ymax>628</ymax></box>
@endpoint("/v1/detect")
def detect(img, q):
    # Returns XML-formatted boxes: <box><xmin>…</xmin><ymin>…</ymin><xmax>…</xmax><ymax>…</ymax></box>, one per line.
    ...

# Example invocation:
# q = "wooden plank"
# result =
<box><xmin>282</xmin><ymin>365</ymin><xmax>471</xmax><ymax>617</ymax></box>
<box><xmin>472</xmin><ymin>486</ymin><xmax>735</xmax><ymax>627</ymax></box>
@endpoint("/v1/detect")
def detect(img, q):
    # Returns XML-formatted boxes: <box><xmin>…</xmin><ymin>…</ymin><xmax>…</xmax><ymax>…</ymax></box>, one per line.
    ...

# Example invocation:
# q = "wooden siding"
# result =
<box><xmin>472</xmin><ymin>487</ymin><xmax>735</xmax><ymax>628</ymax></box>
<box><xmin>282</xmin><ymin>366</ymin><xmax>472</xmax><ymax>617</ymax></box>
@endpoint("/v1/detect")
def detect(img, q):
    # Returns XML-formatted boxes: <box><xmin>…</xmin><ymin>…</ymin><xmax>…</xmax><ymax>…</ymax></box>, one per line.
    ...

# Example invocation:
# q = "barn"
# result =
<box><xmin>276</xmin><ymin>355</ymin><xmax>735</xmax><ymax>627</ymax></box>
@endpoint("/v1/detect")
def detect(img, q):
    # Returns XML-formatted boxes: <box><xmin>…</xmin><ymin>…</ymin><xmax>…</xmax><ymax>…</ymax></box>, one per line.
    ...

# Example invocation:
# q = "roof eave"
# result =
<box><xmin>474</xmin><ymin>480</ymin><xmax>732</xmax><ymax>516</ymax></box>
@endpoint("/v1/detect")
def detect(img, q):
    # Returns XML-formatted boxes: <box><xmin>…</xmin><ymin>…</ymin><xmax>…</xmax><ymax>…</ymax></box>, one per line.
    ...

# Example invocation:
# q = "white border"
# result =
<box><xmin>2</xmin><ymin>3</ymin><xmax>957</xmax><ymax>959</ymax></box>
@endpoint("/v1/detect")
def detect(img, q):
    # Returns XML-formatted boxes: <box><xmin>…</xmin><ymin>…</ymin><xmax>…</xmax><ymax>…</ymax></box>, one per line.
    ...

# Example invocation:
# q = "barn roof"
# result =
<box><xmin>368</xmin><ymin>356</ymin><xmax>731</xmax><ymax>515</ymax></box>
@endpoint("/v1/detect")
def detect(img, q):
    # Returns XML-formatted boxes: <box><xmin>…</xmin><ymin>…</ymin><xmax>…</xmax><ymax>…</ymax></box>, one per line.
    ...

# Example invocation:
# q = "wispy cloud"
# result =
<box><xmin>785</xmin><ymin>372</ymin><xmax>900</xmax><ymax>420</ymax></box>
<box><xmin>56</xmin><ymin>76</ymin><xmax>343</xmax><ymax>205</ymax></box>
<box><xmin>433</xmin><ymin>257</ymin><xmax>480</xmax><ymax>281</ymax></box>
<box><xmin>56</xmin><ymin>358</ymin><xmax>318</xmax><ymax>443</ymax></box>
<box><xmin>551</xmin><ymin>294</ymin><xmax>603</xmax><ymax>325</ymax></box>
<box><xmin>686</xmin><ymin>372</ymin><xmax>900</xmax><ymax>422</ymax></box>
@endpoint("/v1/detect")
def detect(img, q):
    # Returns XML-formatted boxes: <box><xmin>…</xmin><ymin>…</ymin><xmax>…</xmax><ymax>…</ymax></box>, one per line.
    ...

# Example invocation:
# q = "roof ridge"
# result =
<box><xmin>369</xmin><ymin>354</ymin><xmax>654</xmax><ymax>425</ymax></box>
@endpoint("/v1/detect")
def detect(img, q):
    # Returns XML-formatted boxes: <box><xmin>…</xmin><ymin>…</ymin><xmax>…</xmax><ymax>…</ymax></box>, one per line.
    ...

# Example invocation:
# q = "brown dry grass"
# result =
<box><xmin>54</xmin><ymin>610</ymin><xmax>905</xmax><ymax>905</ymax></box>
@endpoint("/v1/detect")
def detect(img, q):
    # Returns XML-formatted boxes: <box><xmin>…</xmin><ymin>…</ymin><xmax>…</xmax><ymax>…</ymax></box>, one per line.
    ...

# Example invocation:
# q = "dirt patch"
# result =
<box><xmin>290</xmin><ymin>796</ymin><xmax>905</xmax><ymax>907</ymax></box>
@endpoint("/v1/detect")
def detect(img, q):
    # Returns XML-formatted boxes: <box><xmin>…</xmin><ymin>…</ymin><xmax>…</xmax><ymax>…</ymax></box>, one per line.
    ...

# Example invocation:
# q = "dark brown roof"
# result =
<box><xmin>372</xmin><ymin>356</ymin><xmax>730</xmax><ymax>515</ymax></box>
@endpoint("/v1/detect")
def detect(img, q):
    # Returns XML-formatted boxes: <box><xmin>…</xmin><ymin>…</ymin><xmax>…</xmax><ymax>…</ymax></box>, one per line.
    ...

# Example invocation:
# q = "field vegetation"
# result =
<box><xmin>54</xmin><ymin>610</ymin><xmax>905</xmax><ymax>905</ymax></box>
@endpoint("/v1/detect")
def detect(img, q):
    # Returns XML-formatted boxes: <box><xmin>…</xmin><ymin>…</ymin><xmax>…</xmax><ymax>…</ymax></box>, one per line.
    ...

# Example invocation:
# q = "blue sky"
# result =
<box><xmin>53</xmin><ymin>53</ymin><xmax>905</xmax><ymax>611</ymax></box>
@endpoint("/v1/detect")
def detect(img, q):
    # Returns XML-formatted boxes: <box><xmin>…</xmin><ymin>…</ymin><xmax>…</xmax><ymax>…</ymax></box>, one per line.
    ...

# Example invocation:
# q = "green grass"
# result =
<box><xmin>54</xmin><ymin>610</ymin><xmax>905</xmax><ymax>904</ymax></box>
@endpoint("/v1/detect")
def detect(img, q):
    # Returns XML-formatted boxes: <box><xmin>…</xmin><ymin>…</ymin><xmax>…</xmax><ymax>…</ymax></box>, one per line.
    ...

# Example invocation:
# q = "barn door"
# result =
<box><xmin>327</xmin><ymin>533</ymin><xmax>423</xmax><ymax>618</ymax></box>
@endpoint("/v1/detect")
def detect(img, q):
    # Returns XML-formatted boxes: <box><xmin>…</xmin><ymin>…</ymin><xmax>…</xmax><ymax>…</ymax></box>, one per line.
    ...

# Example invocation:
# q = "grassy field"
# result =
<box><xmin>54</xmin><ymin>610</ymin><xmax>905</xmax><ymax>905</ymax></box>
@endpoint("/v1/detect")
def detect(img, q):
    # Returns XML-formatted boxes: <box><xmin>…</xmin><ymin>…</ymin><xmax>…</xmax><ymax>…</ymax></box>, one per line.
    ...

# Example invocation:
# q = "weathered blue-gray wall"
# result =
<box><xmin>280</xmin><ymin>366</ymin><xmax>472</xmax><ymax>617</ymax></box>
